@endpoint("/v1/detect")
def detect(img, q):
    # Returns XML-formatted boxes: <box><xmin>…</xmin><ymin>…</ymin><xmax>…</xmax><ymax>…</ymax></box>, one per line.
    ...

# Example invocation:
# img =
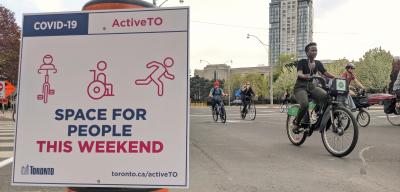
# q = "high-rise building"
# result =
<box><xmin>269</xmin><ymin>0</ymin><xmax>313</xmax><ymax>66</ymax></box>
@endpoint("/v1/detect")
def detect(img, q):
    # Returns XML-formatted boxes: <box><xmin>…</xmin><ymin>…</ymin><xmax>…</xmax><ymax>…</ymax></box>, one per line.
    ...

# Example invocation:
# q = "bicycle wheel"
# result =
<box><xmin>356</xmin><ymin>109</ymin><xmax>370</xmax><ymax>127</ymax></box>
<box><xmin>286</xmin><ymin>114</ymin><xmax>306</xmax><ymax>146</ymax></box>
<box><xmin>386</xmin><ymin>113</ymin><xmax>400</xmax><ymax>126</ymax></box>
<box><xmin>212</xmin><ymin>107</ymin><xmax>218</xmax><ymax>122</ymax></box>
<box><xmin>248</xmin><ymin>103</ymin><xmax>256</xmax><ymax>120</ymax></box>
<box><xmin>321</xmin><ymin>106</ymin><xmax>358</xmax><ymax>157</ymax></box>
<box><xmin>220</xmin><ymin>106</ymin><xmax>226</xmax><ymax>123</ymax></box>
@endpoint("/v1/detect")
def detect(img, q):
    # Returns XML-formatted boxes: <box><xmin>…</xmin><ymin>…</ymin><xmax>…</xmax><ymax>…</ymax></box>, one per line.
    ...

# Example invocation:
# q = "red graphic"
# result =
<box><xmin>37</xmin><ymin>54</ymin><xmax>57</xmax><ymax>104</ymax></box>
<box><xmin>87</xmin><ymin>61</ymin><xmax>115</xmax><ymax>100</ymax></box>
<box><xmin>135</xmin><ymin>57</ymin><xmax>175</xmax><ymax>96</ymax></box>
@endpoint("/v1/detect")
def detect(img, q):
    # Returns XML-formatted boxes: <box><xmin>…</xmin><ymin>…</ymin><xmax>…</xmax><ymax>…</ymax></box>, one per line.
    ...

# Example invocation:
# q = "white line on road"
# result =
<box><xmin>359</xmin><ymin>146</ymin><xmax>374</xmax><ymax>175</ymax></box>
<box><xmin>0</xmin><ymin>136</ymin><xmax>14</xmax><ymax>140</ymax></box>
<box><xmin>0</xmin><ymin>143</ymin><xmax>13</xmax><ymax>147</ymax></box>
<box><xmin>0</xmin><ymin>157</ymin><xmax>13</xmax><ymax>168</ymax></box>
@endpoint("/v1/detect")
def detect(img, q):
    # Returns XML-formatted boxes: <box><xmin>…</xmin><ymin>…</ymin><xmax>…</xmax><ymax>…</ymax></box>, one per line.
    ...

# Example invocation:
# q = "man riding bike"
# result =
<box><xmin>241</xmin><ymin>81</ymin><xmax>255</xmax><ymax>114</ymax></box>
<box><xmin>209</xmin><ymin>80</ymin><xmax>227</xmax><ymax>112</ymax></box>
<box><xmin>292</xmin><ymin>42</ymin><xmax>336</xmax><ymax>133</ymax></box>
<box><xmin>341</xmin><ymin>63</ymin><xmax>365</xmax><ymax>111</ymax></box>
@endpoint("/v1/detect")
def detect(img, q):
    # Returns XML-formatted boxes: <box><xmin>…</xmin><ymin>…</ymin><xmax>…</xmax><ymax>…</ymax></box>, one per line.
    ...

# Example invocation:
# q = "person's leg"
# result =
<box><xmin>309</xmin><ymin>86</ymin><xmax>327</xmax><ymax>110</ymax></box>
<box><xmin>294</xmin><ymin>89</ymin><xmax>309</xmax><ymax>126</ymax></box>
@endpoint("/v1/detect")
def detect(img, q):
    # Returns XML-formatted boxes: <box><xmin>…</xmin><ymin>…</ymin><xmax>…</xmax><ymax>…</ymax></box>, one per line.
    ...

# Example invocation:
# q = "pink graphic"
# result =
<box><xmin>135</xmin><ymin>57</ymin><xmax>175</xmax><ymax>96</ymax></box>
<box><xmin>87</xmin><ymin>61</ymin><xmax>115</xmax><ymax>100</ymax></box>
<box><xmin>37</xmin><ymin>54</ymin><xmax>57</xmax><ymax>104</ymax></box>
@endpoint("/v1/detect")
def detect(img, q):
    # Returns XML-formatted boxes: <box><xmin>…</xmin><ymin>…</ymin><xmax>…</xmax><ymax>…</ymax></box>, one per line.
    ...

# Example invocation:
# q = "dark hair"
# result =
<box><xmin>305</xmin><ymin>42</ymin><xmax>317</xmax><ymax>53</ymax></box>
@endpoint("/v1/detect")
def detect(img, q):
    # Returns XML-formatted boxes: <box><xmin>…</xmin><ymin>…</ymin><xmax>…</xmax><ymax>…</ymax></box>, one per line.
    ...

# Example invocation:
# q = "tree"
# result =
<box><xmin>324</xmin><ymin>58</ymin><xmax>349</xmax><ymax>77</ymax></box>
<box><xmin>0</xmin><ymin>5</ymin><xmax>20</xmax><ymax>84</ymax></box>
<box><xmin>243</xmin><ymin>72</ymin><xmax>268</xmax><ymax>99</ymax></box>
<box><xmin>275</xmin><ymin>53</ymin><xmax>296</xmax><ymax>81</ymax></box>
<box><xmin>356</xmin><ymin>47</ymin><xmax>393</xmax><ymax>92</ymax></box>
<box><xmin>273</xmin><ymin>66</ymin><xmax>297</xmax><ymax>98</ymax></box>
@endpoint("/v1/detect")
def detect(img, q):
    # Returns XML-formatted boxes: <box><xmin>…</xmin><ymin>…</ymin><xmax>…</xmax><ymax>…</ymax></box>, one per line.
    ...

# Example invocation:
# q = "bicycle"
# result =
<box><xmin>385</xmin><ymin>96</ymin><xmax>400</xmax><ymax>126</ymax></box>
<box><xmin>211</xmin><ymin>97</ymin><xmax>227</xmax><ymax>123</ymax></box>
<box><xmin>240</xmin><ymin>96</ymin><xmax>256</xmax><ymax>120</ymax></box>
<box><xmin>286</xmin><ymin>77</ymin><xmax>359</xmax><ymax>157</ymax></box>
<box><xmin>351</xmin><ymin>89</ymin><xmax>370</xmax><ymax>127</ymax></box>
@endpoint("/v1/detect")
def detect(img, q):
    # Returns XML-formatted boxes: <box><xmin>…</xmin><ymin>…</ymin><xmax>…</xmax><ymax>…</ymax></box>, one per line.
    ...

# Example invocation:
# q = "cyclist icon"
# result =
<box><xmin>37</xmin><ymin>54</ymin><xmax>57</xmax><ymax>104</ymax></box>
<box><xmin>135</xmin><ymin>57</ymin><xmax>175</xmax><ymax>96</ymax></box>
<box><xmin>87</xmin><ymin>61</ymin><xmax>114</xmax><ymax>100</ymax></box>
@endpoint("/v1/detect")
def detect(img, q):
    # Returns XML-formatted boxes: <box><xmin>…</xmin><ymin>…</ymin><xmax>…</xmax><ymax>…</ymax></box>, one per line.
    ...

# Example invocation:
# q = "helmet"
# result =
<box><xmin>345</xmin><ymin>63</ymin><xmax>355</xmax><ymax>69</ymax></box>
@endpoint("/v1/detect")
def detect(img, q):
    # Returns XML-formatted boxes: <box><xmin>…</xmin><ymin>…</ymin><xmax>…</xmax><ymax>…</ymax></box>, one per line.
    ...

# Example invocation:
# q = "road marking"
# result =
<box><xmin>359</xmin><ymin>146</ymin><xmax>374</xmax><ymax>175</ymax></box>
<box><xmin>0</xmin><ymin>143</ymin><xmax>13</xmax><ymax>147</ymax></box>
<box><xmin>0</xmin><ymin>157</ymin><xmax>13</xmax><ymax>168</ymax></box>
<box><xmin>0</xmin><ymin>133</ymin><xmax>14</xmax><ymax>136</ymax></box>
<box><xmin>0</xmin><ymin>151</ymin><xmax>13</xmax><ymax>159</ymax></box>
<box><xmin>0</xmin><ymin>136</ymin><xmax>14</xmax><ymax>140</ymax></box>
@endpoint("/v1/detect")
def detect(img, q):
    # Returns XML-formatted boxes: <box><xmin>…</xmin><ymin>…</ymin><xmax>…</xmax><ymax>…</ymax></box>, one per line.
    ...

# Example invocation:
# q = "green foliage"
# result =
<box><xmin>273</xmin><ymin>66</ymin><xmax>297</xmax><ymax>98</ymax></box>
<box><xmin>226</xmin><ymin>72</ymin><xmax>268</xmax><ymax>99</ymax></box>
<box><xmin>356</xmin><ymin>47</ymin><xmax>393</xmax><ymax>92</ymax></box>
<box><xmin>0</xmin><ymin>5</ymin><xmax>20</xmax><ymax>83</ymax></box>
<box><xmin>324</xmin><ymin>58</ymin><xmax>349</xmax><ymax>77</ymax></box>
<box><xmin>275</xmin><ymin>53</ymin><xmax>296</xmax><ymax>81</ymax></box>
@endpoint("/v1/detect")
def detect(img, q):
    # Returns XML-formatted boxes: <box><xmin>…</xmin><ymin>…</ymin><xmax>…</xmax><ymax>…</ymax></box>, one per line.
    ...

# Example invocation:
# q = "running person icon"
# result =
<box><xmin>135</xmin><ymin>57</ymin><xmax>175</xmax><ymax>96</ymax></box>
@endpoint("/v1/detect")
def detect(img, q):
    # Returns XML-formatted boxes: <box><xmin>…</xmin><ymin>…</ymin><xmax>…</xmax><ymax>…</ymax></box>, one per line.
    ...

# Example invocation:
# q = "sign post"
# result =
<box><xmin>13</xmin><ymin>7</ymin><xmax>189</xmax><ymax>189</ymax></box>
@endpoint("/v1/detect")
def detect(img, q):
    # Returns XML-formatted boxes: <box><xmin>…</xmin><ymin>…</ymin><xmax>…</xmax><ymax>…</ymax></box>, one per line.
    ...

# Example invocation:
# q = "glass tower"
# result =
<box><xmin>269</xmin><ymin>0</ymin><xmax>313</xmax><ymax>66</ymax></box>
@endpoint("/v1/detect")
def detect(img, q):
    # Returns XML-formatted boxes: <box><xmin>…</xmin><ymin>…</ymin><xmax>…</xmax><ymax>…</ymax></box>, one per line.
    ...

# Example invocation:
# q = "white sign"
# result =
<box><xmin>0</xmin><ymin>81</ymin><xmax>5</xmax><ymax>98</ymax></box>
<box><xmin>13</xmin><ymin>7</ymin><xmax>189</xmax><ymax>189</ymax></box>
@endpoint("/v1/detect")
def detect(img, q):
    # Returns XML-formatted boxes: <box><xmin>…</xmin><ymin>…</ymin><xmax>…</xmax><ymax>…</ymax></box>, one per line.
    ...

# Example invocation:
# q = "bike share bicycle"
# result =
<box><xmin>240</xmin><ymin>96</ymin><xmax>256</xmax><ymax>120</ymax></box>
<box><xmin>211</xmin><ymin>96</ymin><xmax>227</xmax><ymax>123</ymax></box>
<box><xmin>286</xmin><ymin>77</ymin><xmax>359</xmax><ymax>157</ymax></box>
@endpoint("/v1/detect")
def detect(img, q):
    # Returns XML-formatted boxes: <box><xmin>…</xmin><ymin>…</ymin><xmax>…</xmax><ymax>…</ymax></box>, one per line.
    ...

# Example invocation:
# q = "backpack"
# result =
<box><xmin>212</xmin><ymin>88</ymin><xmax>222</xmax><ymax>96</ymax></box>
<box><xmin>384</xmin><ymin>98</ymin><xmax>396</xmax><ymax>114</ymax></box>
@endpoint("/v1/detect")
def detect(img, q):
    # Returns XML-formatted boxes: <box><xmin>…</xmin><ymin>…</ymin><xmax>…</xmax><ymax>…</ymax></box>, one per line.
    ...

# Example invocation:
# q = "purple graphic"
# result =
<box><xmin>37</xmin><ymin>54</ymin><xmax>57</xmax><ymax>104</ymax></box>
<box><xmin>87</xmin><ymin>61</ymin><xmax>115</xmax><ymax>100</ymax></box>
<box><xmin>135</xmin><ymin>57</ymin><xmax>175</xmax><ymax>96</ymax></box>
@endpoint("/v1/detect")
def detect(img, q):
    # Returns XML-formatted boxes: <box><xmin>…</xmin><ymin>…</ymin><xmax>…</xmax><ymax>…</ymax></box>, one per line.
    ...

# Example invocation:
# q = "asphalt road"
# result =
<box><xmin>1</xmin><ymin>107</ymin><xmax>399</xmax><ymax>192</ymax></box>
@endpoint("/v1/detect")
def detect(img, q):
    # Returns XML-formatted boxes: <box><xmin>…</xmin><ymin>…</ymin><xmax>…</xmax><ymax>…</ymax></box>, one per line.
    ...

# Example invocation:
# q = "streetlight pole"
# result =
<box><xmin>247</xmin><ymin>33</ymin><xmax>273</xmax><ymax>106</ymax></box>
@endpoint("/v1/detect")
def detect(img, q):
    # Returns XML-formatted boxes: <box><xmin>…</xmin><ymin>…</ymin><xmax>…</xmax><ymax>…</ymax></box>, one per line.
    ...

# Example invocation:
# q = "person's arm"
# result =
<box><xmin>208</xmin><ymin>88</ymin><xmax>213</xmax><ymax>97</ymax></box>
<box><xmin>323</xmin><ymin>71</ymin><xmax>335</xmax><ymax>79</ymax></box>
<box><xmin>296</xmin><ymin>60</ymin><xmax>311</xmax><ymax>80</ymax></box>
<box><xmin>297</xmin><ymin>70</ymin><xmax>311</xmax><ymax>80</ymax></box>
<box><xmin>354</xmin><ymin>78</ymin><xmax>364</xmax><ymax>89</ymax></box>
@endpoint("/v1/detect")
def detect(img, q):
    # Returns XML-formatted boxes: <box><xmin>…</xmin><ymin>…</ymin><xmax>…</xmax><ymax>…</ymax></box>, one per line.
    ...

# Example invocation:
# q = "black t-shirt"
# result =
<box><xmin>296</xmin><ymin>59</ymin><xmax>326</xmax><ymax>82</ymax></box>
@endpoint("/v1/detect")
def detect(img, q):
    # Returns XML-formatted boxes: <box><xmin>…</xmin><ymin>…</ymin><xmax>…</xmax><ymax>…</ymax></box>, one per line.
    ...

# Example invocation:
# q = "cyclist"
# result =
<box><xmin>282</xmin><ymin>89</ymin><xmax>290</xmax><ymax>105</ymax></box>
<box><xmin>241</xmin><ymin>81</ymin><xmax>255</xmax><ymax>114</ymax></box>
<box><xmin>292</xmin><ymin>42</ymin><xmax>336</xmax><ymax>133</ymax></box>
<box><xmin>209</xmin><ymin>80</ymin><xmax>227</xmax><ymax>112</ymax></box>
<box><xmin>341</xmin><ymin>63</ymin><xmax>365</xmax><ymax>96</ymax></box>
<box><xmin>341</xmin><ymin>63</ymin><xmax>365</xmax><ymax>111</ymax></box>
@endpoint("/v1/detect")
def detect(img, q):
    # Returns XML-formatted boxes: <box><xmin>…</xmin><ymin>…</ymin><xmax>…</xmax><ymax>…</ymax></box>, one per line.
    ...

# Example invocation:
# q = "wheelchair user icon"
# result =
<box><xmin>87</xmin><ymin>61</ymin><xmax>114</xmax><ymax>100</ymax></box>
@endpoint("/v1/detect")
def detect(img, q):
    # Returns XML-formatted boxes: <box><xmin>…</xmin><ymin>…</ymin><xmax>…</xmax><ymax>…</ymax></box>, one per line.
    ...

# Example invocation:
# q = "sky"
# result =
<box><xmin>1</xmin><ymin>0</ymin><xmax>400</xmax><ymax>74</ymax></box>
